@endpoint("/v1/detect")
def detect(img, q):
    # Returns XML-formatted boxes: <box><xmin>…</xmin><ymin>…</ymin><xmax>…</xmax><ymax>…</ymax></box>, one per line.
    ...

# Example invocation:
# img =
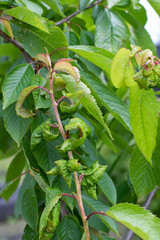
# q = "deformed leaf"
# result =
<box><xmin>39</xmin><ymin>189</ymin><xmax>62</xmax><ymax>239</ymax></box>
<box><xmin>81</xmin><ymin>162</ymin><xmax>107</xmax><ymax>200</ymax></box>
<box><xmin>31</xmin><ymin>119</ymin><xmax>59</xmax><ymax>150</ymax></box>
<box><xmin>54</xmin><ymin>59</ymin><xmax>80</xmax><ymax>85</ymax></box>
<box><xmin>60</xmin><ymin>118</ymin><xmax>91</xmax><ymax>152</ymax></box>
<box><xmin>16</xmin><ymin>85</ymin><xmax>38</xmax><ymax>118</ymax></box>
<box><xmin>106</xmin><ymin>203</ymin><xmax>160</xmax><ymax>239</ymax></box>
<box><xmin>47</xmin><ymin>159</ymin><xmax>86</xmax><ymax>188</ymax></box>
<box><xmin>35</xmin><ymin>48</ymin><xmax>51</xmax><ymax>68</ymax></box>
<box><xmin>47</xmin><ymin>160</ymin><xmax>72</xmax><ymax>188</ymax></box>
<box><xmin>111</xmin><ymin>48</ymin><xmax>137</xmax><ymax>88</ymax></box>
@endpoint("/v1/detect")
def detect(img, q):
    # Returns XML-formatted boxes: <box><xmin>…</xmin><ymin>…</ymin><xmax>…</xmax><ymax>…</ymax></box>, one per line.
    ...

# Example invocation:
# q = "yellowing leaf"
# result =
<box><xmin>2</xmin><ymin>19</ymin><xmax>13</xmax><ymax>39</ymax></box>
<box><xmin>111</xmin><ymin>48</ymin><xmax>137</xmax><ymax>88</ymax></box>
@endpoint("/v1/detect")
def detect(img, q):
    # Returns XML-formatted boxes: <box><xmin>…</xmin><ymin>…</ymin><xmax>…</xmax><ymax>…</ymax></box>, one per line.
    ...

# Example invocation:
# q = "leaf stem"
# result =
<box><xmin>49</xmin><ymin>74</ymin><xmax>90</xmax><ymax>240</ymax></box>
<box><xmin>62</xmin><ymin>193</ymin><xmax>76</xmax><ymax>199</ymax></box>
<box><xmin>57</xmin><ymin>96</ymin><xmax>73</xmax><ymax>106</ymax></box>
<box><xmin>86</xmin><ymin>211</ymin><xmax>107</xmax><ymax>221</ymax></box>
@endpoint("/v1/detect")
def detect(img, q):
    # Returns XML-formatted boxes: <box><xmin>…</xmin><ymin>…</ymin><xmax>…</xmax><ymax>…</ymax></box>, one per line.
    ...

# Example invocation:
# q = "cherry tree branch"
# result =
<box><xmin>124</xmin><ymin>187</ymin><xmax>158</xmax><ymax>240</ymax></box>
<box><xmin>56</xmin><ymin>0</ymin><xmax>103</xmax><ymax>26</ymax></box>
<box><xmin>0</xmin><ymin>29</ymin><xmax>32</xmax><ymax>63</ymax></box>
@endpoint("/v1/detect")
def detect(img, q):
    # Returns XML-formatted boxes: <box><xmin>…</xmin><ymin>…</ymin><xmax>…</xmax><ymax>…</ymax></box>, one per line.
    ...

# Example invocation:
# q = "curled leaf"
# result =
<box><xmin>135</xmin><ymin>49</ymin><xmax>153</xmax><ymax>65</ymax></box>
<box><xmin>45</xmin><ymin>202</ymin><xmax>61</xmax><ymax>234</ymax></box>
<box><xmin>39</xmin><ymin>188</ymin><xmax>62</xmax><ymax>239</ymax></box>
<box><xmin>47</xmin><ymin>160</ymin><xmax>72</xmax><ymax>188</ymax></box>
<box><xmin>16</xmin><ymin>85</ymin><xmax>38</xmax><ymax>118</ymax></box>
<box><xmin>67</xmin><ymin>159</ymin><xmax>87</xmax><ymax>172</ymax></box>
<box><xmin>60</xmin><ymin>118</ymin><xmax>91</xmax><ymax>152</ymax></box>
<box><xmin>31</xmin><ymin>119</ymin><xmax>59</xmax><ymax>150</ymax></box>
<box><xmin>54</xmin><ymin>59</ymin><xmax>80</xmax><ymax>84</ymax></box>
<box><xmin>81</xmin><ymin>162</ymin><xmax>107</xmax><ymax>200</ymax></box>
<box><xmin>35</xmin><ymin>48</ymin><xmax>51</xmax><ymax>68</ymax></box>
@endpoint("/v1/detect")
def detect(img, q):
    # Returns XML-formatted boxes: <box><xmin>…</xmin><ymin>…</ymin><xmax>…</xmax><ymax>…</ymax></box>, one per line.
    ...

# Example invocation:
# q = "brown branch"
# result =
<box><xmin>0</xmin><ymin>29</ymin><xmax>32</xmax><ymax>63</ymax></box>
<box><xmin>56</xmin><ymin>0</ymin><xmax>103</xmax><ymax>26</ymax></box>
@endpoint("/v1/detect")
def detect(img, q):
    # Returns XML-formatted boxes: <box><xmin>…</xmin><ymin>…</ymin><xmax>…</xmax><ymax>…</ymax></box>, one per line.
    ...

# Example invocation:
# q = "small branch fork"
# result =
<box><xmin>56</xmin><ymin>0</ymin><xmax>103</xmax><ymax>26</ymax></box>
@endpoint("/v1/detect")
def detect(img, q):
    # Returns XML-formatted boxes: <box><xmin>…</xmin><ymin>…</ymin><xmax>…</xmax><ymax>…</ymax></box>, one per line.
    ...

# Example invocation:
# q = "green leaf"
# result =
<box><xmin>21</xmin><ymin>185</ymin><xmax>38</xmax><ymax>231</ymax></box>
<box><xmin>68</xmin><ymin>45</ymin><xmax>114</xmax><ymax>75</ymax></box>
<box><xmin>2</xmin><ymin>64</ymin><xmax>34</xmax><ymax>110</ymax></box>
<box><xmin>118</xmin><ymin>11</ymin><xmax>157</xmax><ymax>55</ymax></box>
<box><xmin>0</xmin><ymin>151</ymin><xmax>26</xmax><ymax>201</ymax></box>
<box><xmin>82</xmin><ymin>192</ymin><xmax>119</xmax><ymax>236</ymax></box>
<box><xmin>3</xmin><ymin>103</ymin><xmax>32</xmax><ymax>146</ymax></box>
<box><xmin>12</xmin><ymin>20</ymin><xmax>68</xmax><ymax>61</ymax></box>
<box><xmin>0</xmin><ymin>43</ymin><xmax>20</xmax><ymax>60</ymax></box>
<box><xmin>106</xmin><ymin>203</ymin><xmax>160</xmax><ymax>239</ymax></box>
<box><xmin>62</xmin><ymin>74</ymin><xmax>113</xmax><ymax>138</ymax></box>
<box><xmin>39</xmin><ymin>190</ymin><xmax>62</xmax><ymax>239</ymax></box>
<box><xmin>80</xmin><ymin>71</ymin><xmax>131</xmax><ymax>131</ymax></box>
<box><xmin>23</xmin><ymin>134</ymin><xmax>49</xmax><ymax>192</ymax></box>
<box><xmin>42</xmin><ymin>0</ymin><xmax>64</xmax><ymax>17</ymax></box>
<box><xmin>32</xmin><ymin>137</ymin><xmax>63</xmax><ymax>172</ymax></box>
<box><xmin>147</xmin><ymin>0</ymin><xmax>160</xmax><ymax>16</ymax></box>
<box><xmin>22</xmin><ymin>225</ymin><xmax>36</xmax><ymax>240</ymax></box>
<box><xmin>107</xmin><ymin>0</ymin><xmax>122</xmax><ymax>8</ymax></box>
<box><xmin>57</xmin><ymin>216</ymin><xmax>81</xmax><ymax>240</ymax></box>
<box><xmin>111</xmin><ymin>48</ymin><xmax>137</xmax><ymax>88</ymax></box>
<box><xmin>129</xmin><ymin>147</ymin><xmax>156</xmax><ymax>198</ymax></box>
<box><xmin>98</xmin><ymin>173</ymin><xmax>117</xmax><ymax>205</ymax></box>
<box><xmin>5</xmin><ymin>7</ymin><xmax>49</xmax><ymax>32</ymax></box>
<box><xmin>15</xmin><ymin>173</ymin><xmax>35</xmax><ymax>219</ymax></box>
<box><xmin>129</xmin><ymin>86</ymin><xmax>158</xmax><ymax>162</ymax></box>
<box><xmin>79</xmin><ymin>0</ymin><xmax>90</xmax><ymax>11</ymax></box>
<box><xmin>31</xmin><ymin>75</ymin><xmax>51</xmax><ymax>109</ymax></box>
<box><xmin>0</xmin><ymin>101</ymin><xmax>13</xmax><ymax>153</ymax></box>
<box><xmin>95</xmin><ymin>10</ymin><xmax>130</xmax><ymax>53</ymax></box>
